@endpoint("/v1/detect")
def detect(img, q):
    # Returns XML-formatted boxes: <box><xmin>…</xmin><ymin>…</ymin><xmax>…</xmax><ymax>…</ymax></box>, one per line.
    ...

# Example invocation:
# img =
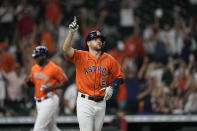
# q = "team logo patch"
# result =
<box><xmin>96</xmin><ymin>31</ymin><xmax>101</xmax><ymax>36</ymax></box>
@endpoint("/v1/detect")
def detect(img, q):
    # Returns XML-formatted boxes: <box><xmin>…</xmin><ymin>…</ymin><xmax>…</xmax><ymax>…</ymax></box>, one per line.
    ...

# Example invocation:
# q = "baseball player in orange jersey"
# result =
<box><xmin>63</xmin><ymin>16</ymin><xmax>124</xmax><ymax>131</ymax></box>
<box><xmin>27</xmin><ymin>46</ymin><xmax>68</xmax><ymax>131</ymax></box>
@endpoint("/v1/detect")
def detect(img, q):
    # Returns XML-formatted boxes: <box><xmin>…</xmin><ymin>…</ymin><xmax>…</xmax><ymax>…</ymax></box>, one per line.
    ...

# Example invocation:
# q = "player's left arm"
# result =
<box><xmin>42</xmin><ymin>81</ymin><xmax>70</xmax><ymax>92</ymax></box>
<box><xmin>110</xmin><ymin>57</ymin><xmax>124</xmax><ymax>89</ymax></box>
<box><xmin>42</xmin><ymin>66</ymin><xmax>70</xmax><ymax>92</ymax></box>
<box><xmin>100</xmin><ymin>57</ymin><xmax>124</xmax><ymax>100</ymax></box>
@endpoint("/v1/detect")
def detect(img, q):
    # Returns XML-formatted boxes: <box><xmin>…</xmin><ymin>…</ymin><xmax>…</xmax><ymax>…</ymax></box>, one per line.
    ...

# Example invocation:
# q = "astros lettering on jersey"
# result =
<box><xmin>66</xmin><ymin>49</ymin><xmax>124</xmax><ymax>97</ymax></box>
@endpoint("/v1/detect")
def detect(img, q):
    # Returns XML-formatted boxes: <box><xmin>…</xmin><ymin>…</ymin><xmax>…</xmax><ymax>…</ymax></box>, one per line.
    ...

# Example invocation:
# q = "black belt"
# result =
<box><xmin>36</xmin><ymin>96</ymin><xmax>49</xmax><ymax>102</ymax></box>
<box><xmin>81</xmin><ymin>94</ymin><xmax>104</xmax><ymax>102</ymax></box>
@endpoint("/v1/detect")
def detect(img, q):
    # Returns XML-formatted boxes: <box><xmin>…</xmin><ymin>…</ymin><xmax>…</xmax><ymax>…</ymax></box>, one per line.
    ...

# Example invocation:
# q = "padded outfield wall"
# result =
<box><xmin>1</xmin><ymin>115</ymin><xmax>197</xmax><ymax>131</ymax></box>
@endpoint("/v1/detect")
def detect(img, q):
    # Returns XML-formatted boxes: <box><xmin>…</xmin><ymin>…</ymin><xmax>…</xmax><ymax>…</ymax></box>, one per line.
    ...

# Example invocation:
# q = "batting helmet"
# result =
<box><xmin>32</xmin><ymin>46</ymin><xmax>48</xmax><ymax>58</ymax></box>
<box><xmin>85</xmin><ymin>31</ymin><xmax>105</xmax><ymax>46</ymax></box>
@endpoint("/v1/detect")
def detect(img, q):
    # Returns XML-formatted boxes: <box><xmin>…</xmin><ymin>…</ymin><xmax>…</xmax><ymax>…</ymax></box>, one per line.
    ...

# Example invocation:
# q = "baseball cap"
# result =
<box><xmin>85</xmin><ymin>31</ymin><xmax>105</xmax><ymax>44</ymax></box>
<box><xmin>32</xmin><ymin>46</ymin><xmax>48</xmax><ymax>58</ymax></box>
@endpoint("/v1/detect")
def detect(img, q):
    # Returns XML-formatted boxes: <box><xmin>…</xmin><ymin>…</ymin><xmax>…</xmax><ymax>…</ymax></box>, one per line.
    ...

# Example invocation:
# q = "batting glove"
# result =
<box><xmin>40</xmin><ymin>84</ymin><xmax>47</xmax><ymax>91</ymax></box>
<box><xmin>100</xmin><ymin>86</ymin><xmax>113</xmax><ymax>101</ymax></box>
<box><xmin>40</xmin><ymin>84</ymin><xmax>51</xmax><ymax>92</ymax></box>
<box><xmin>69</xmin><ymin>16</ymin><xmax>79</xmax><ymax>34</ymax></box>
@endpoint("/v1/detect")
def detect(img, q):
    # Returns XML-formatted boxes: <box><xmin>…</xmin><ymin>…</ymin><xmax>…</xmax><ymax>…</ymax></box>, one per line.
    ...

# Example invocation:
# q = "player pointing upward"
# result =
<box><xmin>63</xmin><ymin>17</ymin><xmax>124</xmax><ymax>131</ymax></box>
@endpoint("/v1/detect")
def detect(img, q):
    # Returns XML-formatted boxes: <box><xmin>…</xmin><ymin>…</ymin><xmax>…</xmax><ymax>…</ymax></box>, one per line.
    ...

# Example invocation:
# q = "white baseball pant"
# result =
<box><xmin>33</xmin><ymin>94</ymin><xmax>60</xmax><ymax>131</ymax></box>
<box><xmin>77</xmin><ymin>92</ymin><xmax>106</xmax><ymax>131</ymax></box>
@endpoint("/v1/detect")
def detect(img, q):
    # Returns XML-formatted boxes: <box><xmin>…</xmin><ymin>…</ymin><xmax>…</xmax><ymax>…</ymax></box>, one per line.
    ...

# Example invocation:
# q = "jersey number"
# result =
<box><xmin>101</xmin><ymin>77</ymin><xmax>108</xmax><ymax>86</ymax></box>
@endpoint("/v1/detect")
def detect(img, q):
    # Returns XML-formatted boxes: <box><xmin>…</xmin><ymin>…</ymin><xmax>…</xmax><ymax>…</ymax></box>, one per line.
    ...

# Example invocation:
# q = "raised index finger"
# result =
<box><xmin>74</xmin><ymin>16</ymin><xmax>77</xmax><ymax>23</ymax></box>
<box><xmin>100</xmin><ymin>88</ymin><xmax>106</xmax><ymax>91</ymax></box>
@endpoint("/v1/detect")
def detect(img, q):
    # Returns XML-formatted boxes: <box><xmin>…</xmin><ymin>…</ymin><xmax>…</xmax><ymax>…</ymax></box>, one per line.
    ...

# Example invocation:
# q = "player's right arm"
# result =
<box><xmin>26</xmin><ymin>68</ymin><xmax>35</xmax><ymax>88</ymax></box>
<box><xmin>62</xmin><ymin>16</ymin><xmax>79</xmax><ymax>58</ymax></box>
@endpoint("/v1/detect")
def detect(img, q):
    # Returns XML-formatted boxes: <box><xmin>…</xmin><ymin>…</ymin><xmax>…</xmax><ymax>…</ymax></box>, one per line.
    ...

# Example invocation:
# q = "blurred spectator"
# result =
<box><xmin>108</xmin><ymin>41</ymin><xmax>126</xmax><ymax>65</ymax></box>
<box><xmin>143</xmin><ymin>23</ymin><xmax>156</xmax><ymax>57</ymax></box>
<box><xmin>151</xmin><ymin>61</ymin><xmax>173</xmax><ymax>114</ymax></box>
<box><xmin>174</xmin><ymin>60</ymin><xmax>189</xmax><ymax>90</ymax></box>
<box><xmin>180</xmin><ymin>34</ymin><xmax>196</xmax><ymax>62</ymax></box>
<box><xmin>0</xmin><ymin>0</ymin><xmax>14</xmax><ymax>43</ymax></box>
<box><xmin>169</xmin><ymin>77</ymin><xmax>184</xmax><ymax>114</ymax></box>
<box><xmin>167</xmin><ymin>60</ymin><xmax>189</xmax><ymax>114</ymax></box>
<box><xmin>67</xmin><ymin>0</ymin><xmax>84</xmax><ymax>8</ymax></box>
<box><xmin>172</xmin><ymin>6</ymin><xmax>188</xmax><ymax>57</ymax></box>
<box><xmin>184</xmin><ymin>79</ymin><xmax>197</xmax><ymax>114</ymax></box>
<box><xmin>140</xmin><ymin>61</ymin><xmax>163</xmax><ymax>114</ymax></box>
<box><xmin>4</xmin><ymin>63</ymin><xmax>28</xmax><ymax>115</ymax></box>
<box><xmin>154</xmin><ymin>30</ymin><xmax>168</xmax><ymax>64</ymax></box>
<box><xmin>63</xmin><ymin>82</ymin><xmax>77</xmax><ymax>115</ymax></box>
<box><xmin>154</xmin><ymin>29</ymin><xmax>168</xmax><ymax>64</ymax></box>
<box><xmin>119</xmin><ymin>0</ymin><xmax>141</xmax><ymax>38</ymax></box>
<box><xmin>103</xmin><ymin>0</ymin><xmax>119</xmax><ymax>27</ymax></box>
<box><xmin>5</xmin><ymin>63</ymin><xmax>26</xmax><ymax>102</ymax></box>
<box><xmin>15</xmin><ymin>0</ymin><xmax>34</xmax><ymax>20</ymax></box>
<box><xmin>122</xmin><ymin>58</ymin><xmax>141</xmax><ymax>114</ymax></box>
<box><xmin>184</xmin><ymin>54</ymin><xmax>197</xmax><ymax>111</ymax></box>
<box><xmin>189</xmin><ymin>0</ymin><xmax>197</xmax><ymax>16</ymax></box>
<box><xmin>151</xmin><ymin>82</ymin><xmax>171</xmax><ymax>114</ymax></box>
<box><xmin>189</xmin><ymin>15</ymin><xmax>197</xmax><ymax>43</ymax></box>
<box><xmin>5</xmin><ymin>64</ymin><xmax>28</xmax><ymax>115</ymax></box>
<box><xmin>61</xmin><ymin>2</ymin><xmax>74</xmax><ymax>21</ymax></box>
<box><xmin>149</xmin><ymin>63</ymin><xmax>164</xmax><ymax>87</ymax></box>
<box><xmin>138</xmin><ymin>77</ymin><xmax>153</xmax><ymax>114</ymax></box>
<box><xmin>123</xmin><ymin>17</ymin><xmax>145</xmax><ymax>64</ymax></box>
<box><xmin>137</xmin><ymin>61</ymin><xmax>154</xmax><ymax>114</ymax></box>
<box><xmin>110</xmin><ymin>109</ymin><xmax>128</xmax><ymax>131</ymax></box>
<box><xmin>40</xmin><ymin>20</ymin><xmax>56</xmax><ymax>55</ymax></box>
<box><xmin>0</xmin><ymin>69</ymin><xmax>6</xmax><ymax>107</ymax></box>
<box><xmin>160</xmin><ymin>22</ymin><xmax>177</xmax><ymax>56</ymax></box>
<box><xmin>16</xmin><ymin>7</ymin><xmax>35</xmax><ymax>39</ymax></box>
<box><xmin>124</xmin><ymin>33</ymin><xmax>145</xmax><ymax>60</ymax></box>
<box><xmin>0</xmin><ymin>43</ymin><xmax>15</xmax><ymax>74</ymax></box>
<box><xmin>161</xmin><ymin>58</ymin><xmax>174</xmax><ymax>87</ymax></box>
<box><xmin>15</xmin><ymin>6</ymin><xmax>35</xmax><ymax>72</ymax></box>
<box><xmin>45</xmin><ymin>0</ymin><xmax>61</xmax><ymax>25</ymax></box>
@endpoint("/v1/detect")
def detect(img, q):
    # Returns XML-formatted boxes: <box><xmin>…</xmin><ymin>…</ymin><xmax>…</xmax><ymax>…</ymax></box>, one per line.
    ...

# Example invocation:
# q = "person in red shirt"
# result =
<box><xmin>0</xmin><ymin>43</ymin><xmax>15</xmax><ymax>74</ymax></box>
<box><xmin>27</xmin><ymin>45</ymin><xmax>68</xmax><ymax>131</ymax></box>
<box><xmin>108</xmin><ymin>41</ymin><xmax>127</xmax><ymax>65</ymax></box>
<box><xmin>16</xmin><ymin>8</ymin><xmax>35</xmax><ymax>39</ymax></box>
<box><xmin>124</xmin><ymin>34</ymin><xmax>145</xmax><ymax>58</ymax></box>
<box><xmin>45</xmin><ymin>0</ymin><xmax>61</xmax><ymax>24</ymax></box>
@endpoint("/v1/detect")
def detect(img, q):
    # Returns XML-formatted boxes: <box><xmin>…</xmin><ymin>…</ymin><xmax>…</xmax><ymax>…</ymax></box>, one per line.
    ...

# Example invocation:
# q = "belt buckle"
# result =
<box><xmin>36</xmin><ymin>99</ymin><xmax>42</xmax><ymax>102</ymax></box>
<box><xmin>36</xmin><ymin>96</ymin><xmax>48</xmax><ymax>102</ymax></box>
<box><xmin>80</xmin><ymin>94</ymin><xmax>103</xmax><ymax>102</ymax></box>
<box><xmin>91</xmin><ymin>96</ymin><xmax>103</xmax><ymax>102</ymax></box>
<box><xmin>37</xmin><ymin>99</ymin><xmax>41</xmax><ymax>102</ymax></box>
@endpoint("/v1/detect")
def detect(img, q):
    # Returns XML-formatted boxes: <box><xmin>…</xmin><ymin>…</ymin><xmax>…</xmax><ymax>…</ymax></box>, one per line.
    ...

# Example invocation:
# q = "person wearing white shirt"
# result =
<box><xmin>63</xmin><ymin>83</ymin><xmax>78</xmax><ymax>115</ymax></box>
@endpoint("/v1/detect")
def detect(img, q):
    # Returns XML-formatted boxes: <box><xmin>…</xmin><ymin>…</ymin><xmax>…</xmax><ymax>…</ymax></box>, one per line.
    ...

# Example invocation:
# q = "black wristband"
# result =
<box><xmin>111</xmin><ymin>78</ymin><xmax>124</xmax><ymax>89</ymax></box>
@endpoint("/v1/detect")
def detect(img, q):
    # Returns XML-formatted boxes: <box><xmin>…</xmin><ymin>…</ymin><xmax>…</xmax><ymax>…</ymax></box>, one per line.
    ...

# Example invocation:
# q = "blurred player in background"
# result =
<box><xmin>27</xmin><ymin>45</ymin><xmax>68</xmax><ymax>131</ymax></box>
<box><xmin>62</xmin><ymin>17</ymin><xmax>124</xmax><ymax>131</ymax></box>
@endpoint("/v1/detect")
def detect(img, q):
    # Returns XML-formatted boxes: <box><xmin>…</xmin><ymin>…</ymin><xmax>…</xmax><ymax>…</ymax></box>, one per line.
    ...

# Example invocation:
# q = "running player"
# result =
<box><xmin>63</xmin><ymin>16</ymin><xmax>124</xmax><ymax>131</ymax></box>
<box><xmin>27</xmin><ymin>45</ymin><xmax>68</xmax><ymax>131</ymax></box>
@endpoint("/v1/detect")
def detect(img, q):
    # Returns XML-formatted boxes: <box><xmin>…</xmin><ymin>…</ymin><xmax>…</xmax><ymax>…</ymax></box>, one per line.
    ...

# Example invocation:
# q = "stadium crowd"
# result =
<box><xmin>0</xmin><ymin>0</ymin><xmax>197</xmax><ymax>117</ymax></box>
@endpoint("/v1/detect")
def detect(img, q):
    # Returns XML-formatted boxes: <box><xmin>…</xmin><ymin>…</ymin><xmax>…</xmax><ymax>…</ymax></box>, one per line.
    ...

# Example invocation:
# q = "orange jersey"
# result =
<box><xmin>66</xmin><ymin>50</ymin><xmax>124</xmax><ymax>97</ymax></box>
<box><xmin>29</xmin><ymin>61</ymin><xmax>67</xmax><ymax>98</ymax></box>
<box><xmin>0</xmin><ymin>53</ymin><xmax>15</xmax><ymax>73</ymax></box>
